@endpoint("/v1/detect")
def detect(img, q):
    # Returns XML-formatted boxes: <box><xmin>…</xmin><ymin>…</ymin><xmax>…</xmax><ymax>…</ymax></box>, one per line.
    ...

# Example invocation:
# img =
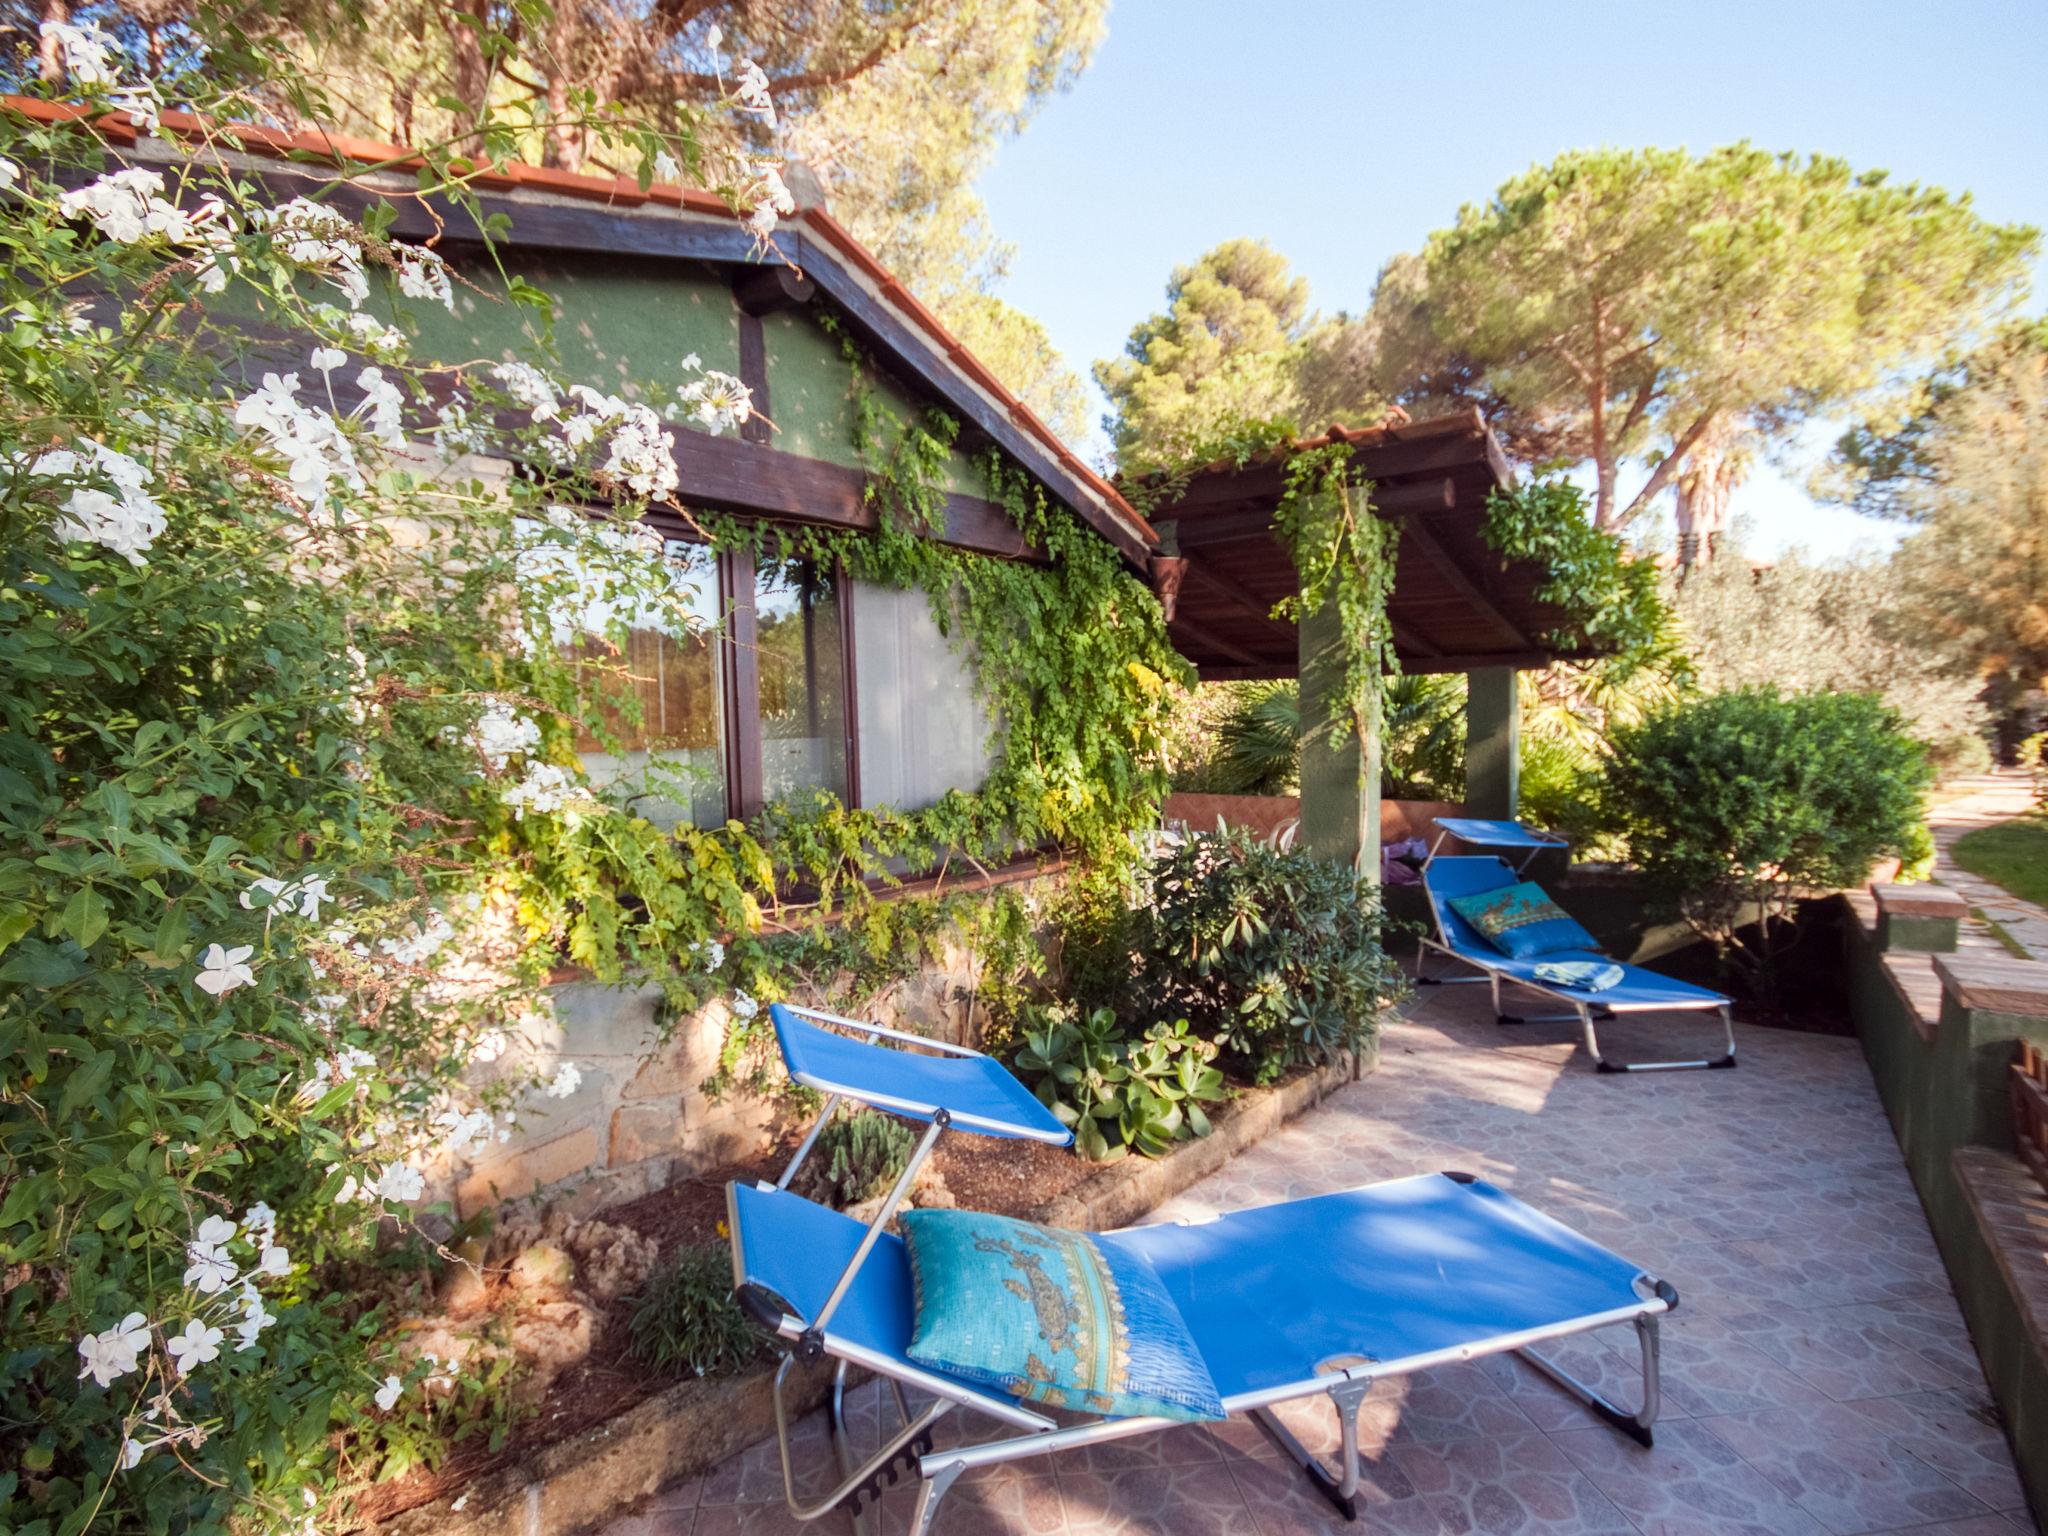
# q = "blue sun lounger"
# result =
<box><xmin>1419</xmin><ymin>855</ymin><xmax>1736</xmax><ymax>1073</ymax></box>
<box><xmin>1424</xmin><ymin>816</ymin><xmax>1570</xmax><ymax>873</ymax></box>
<box><xmin>728</xmin><ymin>1004</ymin><xmax>1676</xmax><ymax>1533</ymax></box>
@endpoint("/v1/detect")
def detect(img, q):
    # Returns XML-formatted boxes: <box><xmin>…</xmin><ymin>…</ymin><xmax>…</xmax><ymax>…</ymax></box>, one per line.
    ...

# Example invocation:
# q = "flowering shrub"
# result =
<box><xmin>0</xmin><ymin>16</ymin><xmax>1186</xmax><ymax>1531</ymax></box>
<box><xmin>0</xmin><ymin>21</ymin><xmax>799</xmax><ymax>1533</ymax></box>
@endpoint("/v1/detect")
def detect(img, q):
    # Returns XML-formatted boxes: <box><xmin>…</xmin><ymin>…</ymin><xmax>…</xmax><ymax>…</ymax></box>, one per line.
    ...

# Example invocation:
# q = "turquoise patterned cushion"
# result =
<box><xmin>898</xmin><ymin>1210</ymin><xmax>1224</xmax><ymax>1422</ymax></box>
<box><xmin>1448</xmin><ymin>881</ymin><xmax>1596</xmax><ymax>960</ymax></box>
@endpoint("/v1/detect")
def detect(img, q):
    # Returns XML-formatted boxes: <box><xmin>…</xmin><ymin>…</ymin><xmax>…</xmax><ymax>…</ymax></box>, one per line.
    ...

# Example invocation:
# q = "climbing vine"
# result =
<box><xmin>505</xmin><ymin>322</ymin><xmax>1190</xmax><ymax>1081</ymax></box>
<box><xmin>1482</xmin><ymin>478</ymin><xmax>1682</xmax><ymax>680</ymax></box>
<box><xmin>1270</xmin><ymin>444</ymin><xmax>1400</xmax><ymax>742</ymax></box>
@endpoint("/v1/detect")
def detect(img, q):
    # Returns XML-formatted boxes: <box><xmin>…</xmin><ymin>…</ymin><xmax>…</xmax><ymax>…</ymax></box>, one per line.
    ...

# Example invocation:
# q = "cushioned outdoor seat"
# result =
<box><xmin>1420</xmin><ymin>853</ymin><xmax>1736</xmax><ymax>1072</ymax></box>
<box><xmin>730</xmin><ymin>1005</ymin><xmax>1676</xmax><ymax>1534</ymax></box>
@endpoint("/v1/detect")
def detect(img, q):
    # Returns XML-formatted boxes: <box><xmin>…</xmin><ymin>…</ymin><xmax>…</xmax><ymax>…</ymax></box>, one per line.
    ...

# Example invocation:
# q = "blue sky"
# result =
<box><xmin>976</xmin><ymin>0</ymin><xmax>2048</xmax><ymax>558</ymax></box>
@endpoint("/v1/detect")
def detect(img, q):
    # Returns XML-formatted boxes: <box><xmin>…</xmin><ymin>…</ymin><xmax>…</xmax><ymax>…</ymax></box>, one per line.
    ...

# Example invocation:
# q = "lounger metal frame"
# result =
<box><xmin>1422</xmin><ymin>816</ymin><xmax>1570</xmax><ymax>874</ymax></box>
<box><xmin>1418</xmin><ymin>861</ymin><xmax>1737</xmax><ymax>1075</ymax></box>
<box><xmin>735</xmin><ymin>1008</ymin><xmax>1675</xmax><ymax>1530</ymax></box>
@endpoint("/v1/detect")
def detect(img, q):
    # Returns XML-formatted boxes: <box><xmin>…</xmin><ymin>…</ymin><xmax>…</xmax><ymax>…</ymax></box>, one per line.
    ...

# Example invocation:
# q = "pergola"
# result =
<box><xmin>1144</xmin><ymin>409</ymin><xmax>1597</xmax><ymax>879</ymax></box>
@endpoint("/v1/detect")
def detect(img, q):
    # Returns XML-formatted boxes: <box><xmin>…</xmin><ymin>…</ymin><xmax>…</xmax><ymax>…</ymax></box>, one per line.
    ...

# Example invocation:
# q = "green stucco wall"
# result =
<box><xmin>383</xmin><ymin>257</ymin><xmax>986</xmax><ymax>498</ymax></box>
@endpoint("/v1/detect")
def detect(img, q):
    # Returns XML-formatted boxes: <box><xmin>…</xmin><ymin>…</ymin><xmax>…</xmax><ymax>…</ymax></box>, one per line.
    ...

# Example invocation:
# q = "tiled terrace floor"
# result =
<box><xmin>609</xmin><ymin>985</ymin><xmax>2040</xmax><ymax>1536</ymax></box>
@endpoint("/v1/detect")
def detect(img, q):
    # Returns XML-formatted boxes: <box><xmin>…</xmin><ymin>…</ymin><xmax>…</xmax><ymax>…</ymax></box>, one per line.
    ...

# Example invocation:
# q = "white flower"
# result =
<box><xmin>375</xmin><ymin>1163</ymin><xmax>425</xmax><ymax>1203</ymax></box>
<box><xmin>57</xmin><ymin>168</ymin><xmax>207</xmax><ymax>245</ymax></box>
<box><xmin>310</xmin><ymin>346</ymin><xmax>346</xmax><ymax>373</ymax></box>
<box><xmin>652</xmin><ymin>150</ymin><xmax>682</xmax><ymax>184</ymax></box>
<box><xmin>183</xmin><ymin>1238</ymin><xmax>237</xmax><ymax>1294</ymax></box>
<box><xmin>374</xmin><ymin>1374</ymin><xmax>403</xmax><ymax>1411</ymax></box>
<box><xmin>681</xmin><ymin>352</ymin><xmax>702</xmax><ymax>372</ymax></box>
<box><xmin>501</xmin><ymin>761</ymin><xmax>598</xmax><ymax>821</ymax></box>
<box><xmin>195</xmin><ymin>1214</ymin><xmax>237</xmax><ymax>1247</ymax></box>
<box><xmin>744</xmin><ymin>162</ymin><xmax>798</xmax><ymax>242</ymax></box>
<box><xmin>261</xmin><ymin>199</ymin><xmax>369</xmax><ymax>309</ymax></box>
<box><xmin>729</xmin><ymin>990</ymin><xmax>759</xmax><ymax>1022</ymax></box>
<box><xmin>451</xmin><ymin>1493</ymin><xmax>470</xmax><ymax>1513</ymax></box>
<box><xmin>33</xmin><ymin>439</ymin><xmax>167</xmax><ymax>564</ymax></box>
<box><xmin>333</xmin><ymin>1173</ymin><xmax>360</xmax><ymax>1204</ymax></box>
<box><xmin>166</xmin><ymin>1318</ymin><xmax>224</xmax><ymax>1375</ymax></box>
<box><xmin>41</xmin><ymin>19</ymin><xmax>120</xmax><ymax>87</ymax></box>
<box><xmin>756</xmin><ymin>164</ymin><xmax>796</xmax><ymax>216</ymax></box>
<box><xmin>704</xmin><ymin>22</ymin><xmax>722</xmax><ymax>57</ymax></box>
<box><xmin>241</xmin><ymin>874</ymin><xmax>290</xmax><ymax>910</ymax></box>
<box><xmin>0</xmin><ymin>157</ymin><xmax>20</xmax><ymax>191</ymax></box>
<box><xmin>111</xmin><ymin>81</ymin><xmax>164</xmax><ymax>135</ymax></box>
<box><xmin>551</xmin><ymin>385</ymin><xmax>678</xmax><ymax>499</ymax></box>
<box><xmin>693</xmin><ymin>938</ymin><xmax>725</xmax><ymax>973</ymax></box>
<box><xmin>377</xmin><ymin>915</ymin><xmax>453</xmax><ymax>966</ymax></box>
<box><xmin>734</xmin><ymin>59</ymin><xmax>776</xmax><ymax>125</ymax></box>
<box><xmin>235</xmin><ymin>1287</ymin><xmax>275</xmax><ymax>1351</ymax></box>
<box><xmin>241</xmin><ymin>1202</ymin><xmax>278</xmax><ymax>1241</ymax></box>
<box><xmin>437</xmin><ymin>1107</ymin><xmax>495</xmax><ymax>1156</ymax></box>
<box><xmin>544</xmin><ymin>1061</ymin><xmax>583</xmax><ymax>1100</ymax></box>
<box><xmin>345</xmin><ymin>310</ymin><xmax>406</xmax><ymax>357</ymax></box>
<box><xmin>120</xmin><ymin>1436</ymin><xmax>149</xmax><ymax>1469</ymax></box>
<box><xmin>195</xmin><ymin>943</ymin><xmax>255</xmax><ymax>997</ymax></box>
<box><xmin>294</xmin><ymin>876</ymin><xmax>332</xmax><ymax>920</ymax></box>
<box><xmin>76</xmin><ymin>1312</ymin><xmax>149</xmax><ymax>1388</ymax></box>
<box><xmin>457</xmin><ymin>698</ymin><xmax>542</xmax><ymax>771</ymax></box>
<box><xmin>433</xmin><ymin>396</ymin><xmax>489</xmax><ymax>454</ymax></box>
<box><xmin>492</xmin><ymin>360</ymin><xmax>560</xmax><ymax>422</ymax></box>
<box><xmin>233</xmin><ymin>371</ymin><xmax>366</xmax><ymax>520</ymax></box>
<box><xmin>355</xmin><ymin>366</ymin><xmax>406</xmax><ymax>446</ymax></box>
<box><xmin>676</xmin><ymin>369</ymin><xmax>753</xmax><ymax>436</ymax></box>
<box><xmin>393</xmin><ymin>244</ymin><xmax>454</xmax><ymax>311</ymax></box>
<box><xmin>256</xmin><ymin>1244</ymin><xmax>291</xmax><ymax>1279</ymax></box>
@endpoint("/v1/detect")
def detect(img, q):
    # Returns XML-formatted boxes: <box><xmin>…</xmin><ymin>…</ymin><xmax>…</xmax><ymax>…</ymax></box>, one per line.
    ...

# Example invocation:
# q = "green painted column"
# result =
<box><xmin>1297</xmin><ymin>593</ymin><xmax>1382</xmax><ymax>880</ymax></box>
<box><xmin>1464</xmin><ymin>665</ymin><xmax>1520</xmax><ymax>821</ymax></box>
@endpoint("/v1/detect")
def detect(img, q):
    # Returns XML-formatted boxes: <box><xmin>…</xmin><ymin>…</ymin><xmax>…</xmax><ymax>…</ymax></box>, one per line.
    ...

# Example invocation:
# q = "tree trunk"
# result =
<box><xmin>541</xmin><ymin>4</ymin><xmax>583</xmax><ymax>171</ymax></box>
<box><xmin>442</xmin><ymin>0</ymin><xmax>491</xmax><ymax>158</ymax></box>
<box><xmin>1673</xmin><ymin>417</ymin><xmax>1743</xmax><ymax>570</ymax></box>
<box><xmin>38</xmin><ymin>0</ymin><xmax>68</xmax><ymax>83</ymax></box>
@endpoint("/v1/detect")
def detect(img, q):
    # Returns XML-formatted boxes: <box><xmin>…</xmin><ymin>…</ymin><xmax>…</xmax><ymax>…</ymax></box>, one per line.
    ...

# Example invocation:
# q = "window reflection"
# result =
<box><xmin>755</xmin><ymin>557</ymin><xmax>848</xmax><ymax>803</ymax></box>
<box><xmin>573</xmin><ymin>538</ymin><xmax>727</xmax><ymax>827</ymax></box>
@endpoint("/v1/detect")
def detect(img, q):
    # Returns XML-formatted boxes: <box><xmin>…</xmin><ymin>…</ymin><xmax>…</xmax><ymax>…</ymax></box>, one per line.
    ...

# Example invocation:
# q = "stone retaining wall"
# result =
<box><xmin>435</xmin><ymin>873</ymin><xmax>1064</xmax><ymax>1222</ymax></box>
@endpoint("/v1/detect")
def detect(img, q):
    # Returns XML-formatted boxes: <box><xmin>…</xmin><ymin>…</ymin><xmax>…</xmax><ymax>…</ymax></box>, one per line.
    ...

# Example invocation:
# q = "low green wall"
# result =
<box><xmin>1845</xmin><ymin>906</ymin><xmax>2048</xmax><ymax>1524</ymax></box>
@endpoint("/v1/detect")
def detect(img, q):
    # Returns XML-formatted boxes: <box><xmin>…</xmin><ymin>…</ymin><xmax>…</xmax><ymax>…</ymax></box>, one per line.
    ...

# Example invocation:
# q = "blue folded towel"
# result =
<box><xmin>1532</xmin><ymin>960</ymin><xmax>1624</xmax><ymax>992</ymax></box>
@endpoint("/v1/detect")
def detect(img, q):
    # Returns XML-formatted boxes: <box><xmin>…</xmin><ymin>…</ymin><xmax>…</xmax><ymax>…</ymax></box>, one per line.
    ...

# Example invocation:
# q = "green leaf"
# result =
<box><xmin>56</xmin><ymin>885</ymin><xmax>110</xmax><ymax>949</ymax></box>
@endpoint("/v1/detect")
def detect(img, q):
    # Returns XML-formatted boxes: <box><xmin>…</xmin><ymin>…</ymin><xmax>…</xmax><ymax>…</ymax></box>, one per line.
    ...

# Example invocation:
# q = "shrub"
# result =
<box><xmin>1130</xmin><ymin>829</ymin><xmax>1402</xmax><ymax>1082</ymax></box>
<box><xmin>1013</xmin><ymin>1008</ymin><xmax>1226</xmax><ymax>1161</ymax></box>
<box><xmin>2022</xmin><ymin>731</ymin><xmax>2048</xmax><ymax>806</ymax></box>
<box><xmin>1599</xmin><ymin>687</ymin><xmax>1934</xmax><ymax>988</ymax></box>
<box><xmin>795</xmin><ymin>1107</ymin><xmax>917</xmax><ymax>1207</ymax></box>
<box><xmin>626</xmin><ymin>1243</ymin><xmax>762</xmax><ymax>1379</ymax></box>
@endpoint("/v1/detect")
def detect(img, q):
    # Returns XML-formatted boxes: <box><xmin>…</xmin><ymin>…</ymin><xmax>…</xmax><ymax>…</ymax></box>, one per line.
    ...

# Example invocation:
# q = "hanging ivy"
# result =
<box><xmin>1482</xmin><ymin>478</ymin><xmax>1683</xmax><ymax>680</ymax></box>
<box><xmin>519</xmin><ymin>322</ymin><xmax>1189</xmax><ymax>1075</ymax></box>
<box><xmin>1270</xmin><ymin>443</ymin><xmax>1400</xmax><ymax>743</ymax></box>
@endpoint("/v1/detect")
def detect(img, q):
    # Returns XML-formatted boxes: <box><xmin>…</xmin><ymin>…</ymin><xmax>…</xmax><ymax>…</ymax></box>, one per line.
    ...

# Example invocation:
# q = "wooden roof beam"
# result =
<box><xmin>1398</xmin><ymin>519</ymin><xmax>1531</xmax><ymax>652</ymax></box>
<box><xmin>1169</xmin><ymin>621</ymin><xmax>1271</xmax><ymax>670</ymax></box>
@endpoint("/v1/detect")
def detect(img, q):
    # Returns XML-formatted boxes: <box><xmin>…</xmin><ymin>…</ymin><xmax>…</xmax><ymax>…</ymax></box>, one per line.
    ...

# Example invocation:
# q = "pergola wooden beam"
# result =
<box><xmin>1397</xmin><ymin>519</ymin><xmax>1531</xmax><ymax>652</ymax></box>
<box><xmin>1158</xmin><ymin>477</ymin><xmax>1457</xmax><ymax>550</ymax></box>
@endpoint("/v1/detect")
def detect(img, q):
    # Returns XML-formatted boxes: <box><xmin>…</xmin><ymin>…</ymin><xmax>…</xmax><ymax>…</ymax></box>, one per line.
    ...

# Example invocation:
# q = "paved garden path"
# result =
<box><xmin>603</xmin><ymin>988</ymin><xmax>2037</xmax><ymax>1536</ymax></box>
<box><xmin>1928</xmin><ymin>770</ymin><xmax>2048</xmax><ymax>960</ymax></box>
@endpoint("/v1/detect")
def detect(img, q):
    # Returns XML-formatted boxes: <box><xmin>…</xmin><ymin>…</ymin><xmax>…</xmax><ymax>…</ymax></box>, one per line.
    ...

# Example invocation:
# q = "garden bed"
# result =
<box><xmin>357</xmin><ymin>1047</ymin><xmax>1366</xmax><ymax>1534</ymax></box>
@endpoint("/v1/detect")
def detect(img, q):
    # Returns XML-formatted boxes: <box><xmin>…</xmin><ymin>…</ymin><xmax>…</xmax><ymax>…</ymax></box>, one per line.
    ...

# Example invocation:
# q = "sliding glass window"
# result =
<box><xmin>754</xmin><ymin>556</ymin><xmax>849</xmax><ymax>805</ymax></box>
<box><xmin>572</xmin><ymin>539</ymin><xmax>728</xmax><ymax>828</ymax></box>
